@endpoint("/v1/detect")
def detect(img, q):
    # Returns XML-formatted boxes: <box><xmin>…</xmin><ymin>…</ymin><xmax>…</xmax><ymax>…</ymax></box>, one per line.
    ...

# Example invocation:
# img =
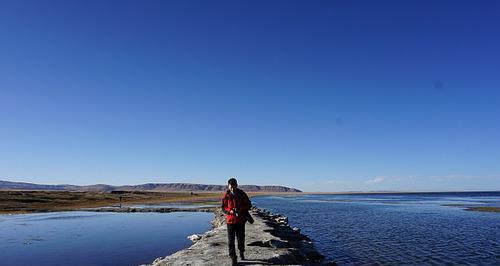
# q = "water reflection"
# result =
<box><xmin>0</xmin><ymin>211</ymin><xmax>213</xmax><ymax>266</ymax></box>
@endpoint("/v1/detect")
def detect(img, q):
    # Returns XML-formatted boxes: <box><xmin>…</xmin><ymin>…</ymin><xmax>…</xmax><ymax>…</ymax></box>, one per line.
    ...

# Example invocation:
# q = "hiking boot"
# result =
<box><xmin>239</xmin><ymin>251</ymin><xmax>245</xmax><ymax>260</ymax></box>
<box><xmin>230</xmin><ymin>255</ymin><xmax>237</xmax><ymax>266</ymax></box>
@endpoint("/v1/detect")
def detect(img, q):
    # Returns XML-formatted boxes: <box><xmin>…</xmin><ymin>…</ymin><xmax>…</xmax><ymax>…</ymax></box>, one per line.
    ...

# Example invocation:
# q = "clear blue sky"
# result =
<box><xmin>1</xmin><ymin>0</ymin><xmax>499</xmax><ymax>192</ymax></box>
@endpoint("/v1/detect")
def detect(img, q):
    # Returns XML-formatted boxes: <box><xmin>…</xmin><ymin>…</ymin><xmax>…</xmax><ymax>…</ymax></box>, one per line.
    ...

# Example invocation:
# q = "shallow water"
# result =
<box><xmin>253</xmin><ymin>192</ymin><xmax>500</xmax><ymax>265</ymax></box>
<box><xmin>126</xmin><ymin>202</ymin><xmax>218</xmax><ymax>209</ymax></box>
<box><xmin>0</xmin><ymin>211</ymin><xmax>213</xmax><ymax>266</ymax></box>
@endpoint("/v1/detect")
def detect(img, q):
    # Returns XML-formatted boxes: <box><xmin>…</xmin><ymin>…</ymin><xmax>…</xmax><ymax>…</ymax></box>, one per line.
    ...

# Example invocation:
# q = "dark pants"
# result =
<box><xmin>227</xmin><ymin>223</ymin><xmax>245</xmax><ymax>257</ymax></box>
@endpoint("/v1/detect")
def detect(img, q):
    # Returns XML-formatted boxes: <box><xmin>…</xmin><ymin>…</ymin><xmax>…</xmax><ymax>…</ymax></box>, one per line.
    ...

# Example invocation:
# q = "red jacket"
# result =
<box><xmin>221</xmin><ymin>188</ymin><xmax>252</xmax><ymax>224</ymax></box>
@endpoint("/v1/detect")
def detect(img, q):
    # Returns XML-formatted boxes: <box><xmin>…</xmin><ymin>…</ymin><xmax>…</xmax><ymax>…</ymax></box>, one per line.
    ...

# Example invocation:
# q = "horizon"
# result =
<box><xmin>1</xmin><ymin>1</ymin><xmax>500</xmax><ymax>192</ymax></box>
<box><xmin>1</xmin><ymin>178</ymin><xmax>499</xmax><ymax>194</ymax></box>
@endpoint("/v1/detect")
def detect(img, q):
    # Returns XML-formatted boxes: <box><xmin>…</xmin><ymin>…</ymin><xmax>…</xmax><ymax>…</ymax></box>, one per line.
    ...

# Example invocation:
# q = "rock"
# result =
<box><xmin>306</xmin><ymin>250</ymin><xmax>325</xmax><ymax>261</ymax></box>
<box><xmin>187</xmin><ymin>234</ymin><xmax>202</xmax><ymax>242</ymax></box>
<box><xmin>275</xmin><ymin>216</ymin><xmax>288</xmax><ymax>225</ymax></box>
<box><xmin>269</xmin><ymin>239</ymin><xmax>290</xmax><ymax>248</ymax></box>
<box><xmin>152</xmin><ymin>257</ymin><xmax>164</xmax><ymax>264</ymax></box>
<box><xmin>292</xmin><ymin>227</ymin><xmax>301</xmax><ymax>234</ymax></box>
<box><xmin>267</xmin><ymin>252</ymin><xmax>297</xmax><ymax>264</ymax></box>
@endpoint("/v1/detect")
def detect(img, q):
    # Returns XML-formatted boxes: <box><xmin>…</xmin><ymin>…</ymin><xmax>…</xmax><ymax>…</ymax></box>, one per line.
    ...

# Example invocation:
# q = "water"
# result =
<box><xmin>126</xmin><ymin>202</ymin><xmax>218</xmax><ymax>209</ymax></box>
<box><xmin>0</xmin><ymin>211</ymin><xmax>213</xmax><ymax>266</ymax></box>
<box><xmin>252</xmin><ymin>192</ymin><xmax>500</xmax><ymax>265</ymax></box>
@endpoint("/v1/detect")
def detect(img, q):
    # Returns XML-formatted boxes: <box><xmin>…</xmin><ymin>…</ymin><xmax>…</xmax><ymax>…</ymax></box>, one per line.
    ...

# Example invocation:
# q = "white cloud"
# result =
<box><xmin>366</xmin><ymin>177</ymin><xmax>385</xmax><ymax>184</ymax></box>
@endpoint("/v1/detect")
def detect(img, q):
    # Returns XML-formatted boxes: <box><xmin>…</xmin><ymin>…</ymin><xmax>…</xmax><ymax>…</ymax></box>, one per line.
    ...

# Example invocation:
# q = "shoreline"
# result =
<box><xmin>0</xmin><ymin>190</ymin><xmax>296</xmax><ymax>214</ymax></box>
<box><xmin>144</xmin><ymin>206</ymin><xmax>335</xmax><ymax>266</ymax></box>
<box><xmin>2</xmin><ymin>190</ymin><xmax>498</xmax><ymax>215</ymax></box>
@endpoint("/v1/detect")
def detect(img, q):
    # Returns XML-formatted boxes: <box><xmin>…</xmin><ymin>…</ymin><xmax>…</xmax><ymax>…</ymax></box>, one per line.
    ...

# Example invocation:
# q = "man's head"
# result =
<box><xmin>228</xmin><ymin>177</ymin><xmax>238</xmax><ymax>193</ymax></box>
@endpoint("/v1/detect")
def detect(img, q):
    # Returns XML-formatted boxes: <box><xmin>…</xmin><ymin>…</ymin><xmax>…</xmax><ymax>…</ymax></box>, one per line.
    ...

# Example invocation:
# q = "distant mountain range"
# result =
<box><xmin>0</xmin><ymin>180</ymin><xmax>302</xmax><ymax>193</ymax></box>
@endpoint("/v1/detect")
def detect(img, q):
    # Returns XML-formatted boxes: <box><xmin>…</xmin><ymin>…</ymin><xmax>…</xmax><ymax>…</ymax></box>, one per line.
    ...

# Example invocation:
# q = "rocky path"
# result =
<box><xmin>144</xmin><ymin>207</ymin><xmax>334</xmax><ymax>266</ymax></box>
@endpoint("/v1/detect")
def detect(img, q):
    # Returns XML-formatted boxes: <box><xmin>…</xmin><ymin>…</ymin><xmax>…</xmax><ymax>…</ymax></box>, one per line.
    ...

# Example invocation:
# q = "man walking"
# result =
<box><xmin>221</xmin><ymin>177</ymin><xmax>252</xmax><ymax>266</ymax></box>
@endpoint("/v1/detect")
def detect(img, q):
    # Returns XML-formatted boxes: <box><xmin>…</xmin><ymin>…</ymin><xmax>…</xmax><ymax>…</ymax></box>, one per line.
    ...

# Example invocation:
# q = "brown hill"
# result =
<box><xmin>0</xmin><ymin>180</ymin><xmax>302</xmax><ymax>193</ymax></box>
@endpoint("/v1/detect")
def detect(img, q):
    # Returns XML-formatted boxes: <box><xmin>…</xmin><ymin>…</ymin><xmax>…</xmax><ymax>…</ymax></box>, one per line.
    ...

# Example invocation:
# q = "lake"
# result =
<box><xmin>0</xmin><ymin>211</ymin><xmax>213</xmax><ymax>266</ymax></box>
<box><xmin>252</xmin><ymin>192</ymin><xmax>499</xmax><ymax>266</ymax></box>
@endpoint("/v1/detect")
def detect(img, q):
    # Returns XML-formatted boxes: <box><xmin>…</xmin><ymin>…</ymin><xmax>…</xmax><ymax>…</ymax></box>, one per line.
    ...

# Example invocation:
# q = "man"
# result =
<box><xmin>221</xmin><ymin>177</ymin><xmax>252</xmax><ymax>266</ymax></box>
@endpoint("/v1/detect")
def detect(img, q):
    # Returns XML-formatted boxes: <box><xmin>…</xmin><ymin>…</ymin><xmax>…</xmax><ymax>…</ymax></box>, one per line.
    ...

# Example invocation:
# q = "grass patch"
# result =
<box><xmin>0</xmin><ymin>190</ymin><xmax>223</xmax><ymax>214</ymax></box>
<box><xmin>465</xmin><ymin>206</ymin><xmax>500</xmax><ymax>213</ymax></box>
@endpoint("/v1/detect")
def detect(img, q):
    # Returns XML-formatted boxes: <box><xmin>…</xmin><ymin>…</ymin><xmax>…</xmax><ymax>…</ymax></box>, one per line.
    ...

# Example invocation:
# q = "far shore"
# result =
<box><xmin>0</xmin><ymin>190</ymin><xmax>218</xmax><ymax>214</ymax></box>
<box><xmin>1</xmin><ymin>190</ymin><xmax>498</xmax><ymax>214</ymax></box>
<box><xmin>0</xmin><ymin>190</ymin><xmax>300</xmax><ymax>214</ymax></box>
